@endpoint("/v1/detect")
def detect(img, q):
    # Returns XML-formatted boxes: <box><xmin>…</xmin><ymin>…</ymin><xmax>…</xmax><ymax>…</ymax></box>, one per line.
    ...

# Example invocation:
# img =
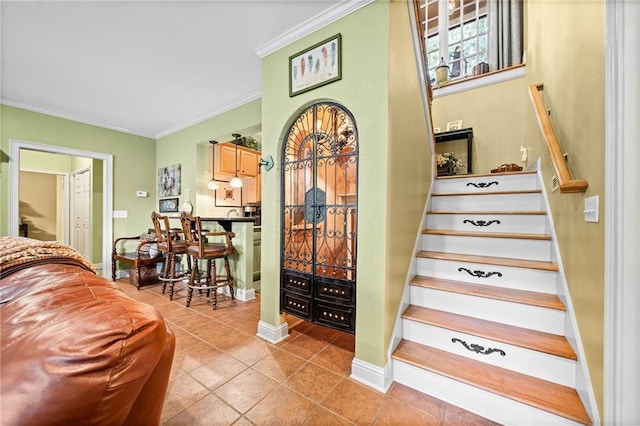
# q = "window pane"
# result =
<box><xmin>463</xmin><ymin>38</ymin><xmax>477</xmax><ymax>56</ymax></box>
<box><xmin>449</xmin><ymin>26</ymin><xmax>461</xmax><ymax>44</ymax></box>
<box><xmin>462</xmin><ymin>21</ymin><xmax>477</xmax><ymax>39</ymax></box>
<box><xmin>427</xmin><ymin>51</ymin><xmax>440</xmax><ymax>68</ymax></box>
<box><xmin>478</xmin><ymin>34</ymin><xmax>487</xmax><ymax>53</ymax></box>
<box><xmin>478</xmin><ymin>15</ymin><xmax>487</xmax><ymax>33</ymax></box>
<box><xmin>427</xmin><ymin>34</ymin><xmax>439</xmax><ymax>51</ymax></box>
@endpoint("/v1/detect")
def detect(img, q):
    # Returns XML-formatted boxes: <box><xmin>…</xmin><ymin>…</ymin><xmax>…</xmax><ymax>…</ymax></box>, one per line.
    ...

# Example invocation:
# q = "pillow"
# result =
<box><xmin>138</xmin><ymin>233</ymin><xmax>160</xmax><ymax>258</ymax></box>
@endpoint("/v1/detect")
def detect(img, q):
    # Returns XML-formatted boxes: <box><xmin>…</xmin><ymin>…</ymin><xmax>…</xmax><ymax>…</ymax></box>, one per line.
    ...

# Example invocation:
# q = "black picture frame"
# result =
<box><xmin>159</xmin><ymin>197</ymin><xmax>179</xmax><ymax>213</ymax></box>
<box><xmin>289</xmin><ymin>34</ymin><xmax>342</xmax><ymax>97</ymax></box>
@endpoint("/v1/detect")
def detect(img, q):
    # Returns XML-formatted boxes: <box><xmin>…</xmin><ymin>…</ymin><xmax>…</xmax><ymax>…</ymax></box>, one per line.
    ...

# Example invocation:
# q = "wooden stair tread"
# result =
<box><xmin>436</xmin><ymin>170</ymin><xmax>537</xmax><ymax>179</ymax></box>
<box><xmin>393</xmin><ymin>340</ymin><xmax>591</xmax><ymax>425</ymax></box>
<box><xmin>432</xmin><ymin>189</ymin><xmax>542</xmax><ymax>197</ymax></box>
<box><xmin>427</xmin><ymin>210</ymin><xmax>546</xmax><ymax>215</ymax></box>
<box><xmin>403</xmin><ymin>305</ymin><xmax>576</xmax><ymax>360</ymax></box>
<box><xmin>417</xmin><ymin>250</ymin><xmax>559</xmax><ymax>272</ymax></box>
<box><xmin>422</xmin><ymin>229</ymin><xmax>551</xmax><ymax>240</ymax></box>
<box><xmin>410</xmin><ymin>275</ymin><xmax>565</xmax><ymax>311</ymax></box>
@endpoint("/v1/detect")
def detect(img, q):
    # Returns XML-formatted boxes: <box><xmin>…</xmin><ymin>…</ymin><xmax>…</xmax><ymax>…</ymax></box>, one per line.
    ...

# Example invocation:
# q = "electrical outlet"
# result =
<box><xmin>551</xmin><ymin>176</ymin><xmax>558</xmax><ymax>192</ymax></box>
<box><xmin>113</xmin><ymin>210</ymin><xmax>128</xmax><ymax>219</ymax></box>
<box><xmin>584</xmin><ymin>196</ymin><xmax>599</xmax><ymax>223</ymax></box>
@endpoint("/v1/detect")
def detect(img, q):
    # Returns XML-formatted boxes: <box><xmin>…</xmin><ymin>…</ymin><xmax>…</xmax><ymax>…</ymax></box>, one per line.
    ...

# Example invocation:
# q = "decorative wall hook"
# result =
<box><xmin>259</xmin><ymin>155</ymin><xmax>274</xmax><ymax>171</ymax></box>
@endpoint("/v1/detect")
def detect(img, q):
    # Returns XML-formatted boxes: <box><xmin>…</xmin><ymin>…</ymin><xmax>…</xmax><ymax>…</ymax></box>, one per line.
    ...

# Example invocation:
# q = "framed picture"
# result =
<box><xmin>159</xmin><ymin>197</ymin><xmax>179</xmax><ymax>213</ymax></box>
<box><xmin>289</xmin><ymin>34</ymin><xmax>341</xmax><ymax>97</ymax></box>
<box><xmin>446</xmin><ymin>120</ymin><xmax>463</xmax><ymax>131</ymax></box>
<box><xmin>215</xmin><ymin>182</ymin><xmax>242</xmax><ymax>207</ymax></box>
<box><xmin>158</xmin><ymin>163</ymin><xmax>181</xmax><ymax>197</ymax></box>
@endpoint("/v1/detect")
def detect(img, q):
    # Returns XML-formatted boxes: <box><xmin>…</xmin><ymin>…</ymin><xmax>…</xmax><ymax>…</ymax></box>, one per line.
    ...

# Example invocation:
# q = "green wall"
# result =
<box><xmin>1</xmin><ymin>105</ymin><xmax>158</xmax><ymax>244</ymax></box>
<box><xmin>260</xmin><ymin>0</ymin><xmax>430</xmax><ymax>367</ymax></box>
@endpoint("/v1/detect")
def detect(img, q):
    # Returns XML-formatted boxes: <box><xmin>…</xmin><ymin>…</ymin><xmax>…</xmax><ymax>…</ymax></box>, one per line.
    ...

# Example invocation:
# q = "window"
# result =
<box><xmin>422</xmin><ymin>0</ymin><xmax>521</xmax><ymax>85</ymax></box>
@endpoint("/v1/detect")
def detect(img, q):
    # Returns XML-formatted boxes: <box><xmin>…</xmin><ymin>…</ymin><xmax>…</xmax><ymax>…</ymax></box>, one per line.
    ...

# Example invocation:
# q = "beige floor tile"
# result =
<box><xmin>374</xmin><ymin>399</ymin><xmax>441</xmax><ymax>425</ymax></box>
<box><xmin>245</xmin><ymin>385</ymin><xmax>316</xmax><ymax>425</ymax></box>
<box><xmin>304</xmin><ymin>407</ymin><xmax>354</xmax><ymax>425</ymax></box>
<box><xmin>215</xmin><ymin>368</ymin><xmax>278</xmax><ymax>413</ymax></box>
<box><xmin>387</xmin><ymin>382</ymin><xmax>446</xmax><ymax>420</ymax></box>
<box><xmin>280</xmin><ymin>332</ymin><xmax>330</xmax><ymax>360</ymax></box>
<box><xmin>284</xmin><ymin>363</ymin><xmax>342</xmax><ymax>403</ymax></box>
<box><xmin>253</xmin><ymin>349</ymin><xmax>306</xmax><ymax>383</ymax></box>
<box><xmin>189</xmin><ymin>352</ymin><xmax>249</xmax><ymax>390</ymax></box>
<box><xmin>321</xmin><ymin>378</ymin><xmax>386</xmax><ymax>425</ymax></box>
<box><xmin>163</xmin><ymin>393</ymin><xmax>240</xmax><ymax>426</ymax></box>
<box><xmin>310</xmin><ymin>343</ymin><xmax>353</xmax><ymax>376</ymax></box>
<box><xmin>226</xmin><ymin>336</ymin><xmax>278</xmax><ymax>365</ymax></box>
<box><xmin>443</xmin><ymin>404</ymin><xmax>502</xmax><ymax>426</ymax></box>
<box><xmin>161</xmin><ymin>373</ymin><xmax>210</xmax><ymax>421</ymax></box>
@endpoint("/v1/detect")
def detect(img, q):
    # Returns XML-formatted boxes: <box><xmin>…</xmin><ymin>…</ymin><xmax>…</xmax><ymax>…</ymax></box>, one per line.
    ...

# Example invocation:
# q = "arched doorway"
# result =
<box><xmin>280</xmin><ymin>102</ymin><xmax>358</xmax><ymax>333</ymax></box>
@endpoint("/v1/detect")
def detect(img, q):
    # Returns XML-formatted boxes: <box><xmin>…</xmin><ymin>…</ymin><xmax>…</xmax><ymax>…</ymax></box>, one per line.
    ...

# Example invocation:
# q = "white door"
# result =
<box><xmin>73</xmin><ymin>169</ymin><xmax>91</xmax><ymax>259</ymax></box>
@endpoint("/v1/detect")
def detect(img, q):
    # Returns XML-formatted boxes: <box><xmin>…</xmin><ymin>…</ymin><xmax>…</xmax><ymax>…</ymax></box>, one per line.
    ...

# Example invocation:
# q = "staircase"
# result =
<box><xmin>391</xmin><ymin>171</ymin><xmax>593</xmax><ymax>425</ymax></box>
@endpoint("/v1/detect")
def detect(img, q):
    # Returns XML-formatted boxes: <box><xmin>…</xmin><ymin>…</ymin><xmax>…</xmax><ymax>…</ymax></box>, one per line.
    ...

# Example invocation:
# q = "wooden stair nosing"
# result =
<box><xmin>393</xmin><ymin>340</ymin><xmax>592</xmax><ymax>425</ymax></box>
<box><xmin>417</xmin><ymin>250</ymin><xmax>559</xmax><ymax>272</ymax></box>
<box><xmin>422</xmin><ymin>229</ymin><xmax>552</xmax><ymax>240</ymax></box>
<box><xmin>410</xmin><ymin>275</ymin><xmax>566</xmax><ymax>311</ymax></box>
<box><xmin>436</xmin><ymin>170</ymin><xmax>537</xmax><ymax>179</ymax></box>
<box><xmin>402</xmin><ymin>305</ymin><xmax>576</xmax><ymax>360</ymax></box>
<box><xmin>426</xmin><ymin>210</ymin><xmax>546</xmax><ymax>215</ymax></box>
<box><xmin>432</xmin><ymin>189</ymin><xmax>542</xmax><ymax>197</ymax></box>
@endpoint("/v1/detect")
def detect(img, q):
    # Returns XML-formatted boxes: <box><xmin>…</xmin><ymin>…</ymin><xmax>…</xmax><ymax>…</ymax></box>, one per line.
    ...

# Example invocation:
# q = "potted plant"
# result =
<box><xmin>436</xmin><ymin>152</ymin><xmax>464</xmax><ymax>176</ymax></box>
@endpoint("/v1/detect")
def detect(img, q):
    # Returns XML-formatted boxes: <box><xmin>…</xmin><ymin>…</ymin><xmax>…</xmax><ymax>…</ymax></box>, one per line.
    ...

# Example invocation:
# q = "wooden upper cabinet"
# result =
<box><xmin>216</xmin><ymin>143</ymin><xmax>259</xmax><ymax>177</ymax></box>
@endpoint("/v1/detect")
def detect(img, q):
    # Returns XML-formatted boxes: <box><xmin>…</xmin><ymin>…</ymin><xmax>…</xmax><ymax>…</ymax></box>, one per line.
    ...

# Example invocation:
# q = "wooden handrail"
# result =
<box><xmin>528</xmin><ymin>83</ymin><xmax>588</xmax><ymax>193</ymax></box>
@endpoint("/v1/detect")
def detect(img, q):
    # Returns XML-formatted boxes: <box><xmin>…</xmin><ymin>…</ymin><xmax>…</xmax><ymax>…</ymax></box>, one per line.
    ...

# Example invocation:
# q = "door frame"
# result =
<box><xmin>8</xmin><ymin>139</ymin><xmax>113</xmax><ymax>277</ymax></box>
<box><xmin>71</xmin><ymin>167</ymin><xmax>92</xmax><ymax>259</ymax></box>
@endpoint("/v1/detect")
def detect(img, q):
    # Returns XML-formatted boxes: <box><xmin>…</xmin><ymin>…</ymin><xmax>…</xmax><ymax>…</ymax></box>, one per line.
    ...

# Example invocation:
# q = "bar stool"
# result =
<box><xmin>179</xmin><ymin>212</ymin><xmax>235</xmax><ymax>309</ymax></box>
<box><xmin>151</xmin><ymin>211</ymin><xmax>190</xmax><ymax>300</ymax></box>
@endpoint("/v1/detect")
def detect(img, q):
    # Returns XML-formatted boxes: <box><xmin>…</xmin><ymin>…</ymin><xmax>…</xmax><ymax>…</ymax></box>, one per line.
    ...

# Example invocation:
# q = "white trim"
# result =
<box><xmin>350</xmin><ymin>357</ymin><xmax>393</xmax><ymax>393</ymax></box>
<box><xmin>1</xmin><ymin>99</ymin><xmax>153</xmax><ymax>139</ymax></box>
<box><xmin>256</xmin><ymin>320</ymin><xmax>289</xmax><ymax>344</ymax></box>
<box><xmin>254</xmin><ymin>0</ymin><xmax>375</xmax><ymax>59</ymax></box>
<box><xmin>153</xmin><ymin>88</ymin><xmax>262</xmax><ymax>139</ymax></box>
<box><xmin>234</xmin><ymin>287</ymin><xmax>256</xmax><ymax>302</ymax></box>
<box><xmin>8</xmin><ymin>139</ymin><xmax>114</xmax><ymax>279</ymax></box>
<box><xmin>604</xmin><ymin>1</ymin><xmax>640</xmax><ymax>424</ymax></box>
<box><xmin>433</xmin><ymin>65</ymin><xmax>525</xmax><ymax>98</ymax></box>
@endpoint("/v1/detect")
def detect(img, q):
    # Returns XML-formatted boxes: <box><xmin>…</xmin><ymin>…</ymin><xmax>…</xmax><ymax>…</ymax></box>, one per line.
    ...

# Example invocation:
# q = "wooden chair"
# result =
<box><xmin>151</xmin><ymin>211</ymin><xmax>190</xmax><ymax>300</ymax></box>
<box><xmin>179</xmin><ymin>212</ymin><xmax>235</xmax><ymax>309</ymax></box>
<box><xmin>111</xmin><ymin>234</ymin><xmax>164</xmax><ymax>289</ymax></box>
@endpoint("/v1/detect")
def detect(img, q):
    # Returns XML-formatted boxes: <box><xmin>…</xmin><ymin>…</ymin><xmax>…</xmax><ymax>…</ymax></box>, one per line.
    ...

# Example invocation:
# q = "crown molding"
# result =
<box><xmin>0</xmin><ymin>99</ymin><xmax>154</xmax><ymax>139</ymax></box>
<box><xmin>254</xmin><ymin>0</ymin><xmax>375</xmax><ymax>59</ymax></box>
<box><xmin>154</xmin><ymin>88</ymin><xmax>262</xmax><ymax>139</ymax></box>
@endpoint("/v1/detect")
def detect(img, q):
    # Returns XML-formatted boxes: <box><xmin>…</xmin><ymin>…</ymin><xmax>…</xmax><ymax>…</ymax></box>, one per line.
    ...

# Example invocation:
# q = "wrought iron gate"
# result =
<box><xmin>280</xmin><ymin>102</ymin><xmax>358</xmax><ymax>333</ymax></box>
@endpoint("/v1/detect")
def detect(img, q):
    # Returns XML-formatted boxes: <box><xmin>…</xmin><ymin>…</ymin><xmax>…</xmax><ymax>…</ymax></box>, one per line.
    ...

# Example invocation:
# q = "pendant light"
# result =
<box><xmin>229</xmin><ymin>133</ymin><xmax>243</xmax><ymax>189</ymax></box>
<box><xmin>207</xmin><ymin>140</ymin><xmax>219</xmax><ymax>190</ymax></box>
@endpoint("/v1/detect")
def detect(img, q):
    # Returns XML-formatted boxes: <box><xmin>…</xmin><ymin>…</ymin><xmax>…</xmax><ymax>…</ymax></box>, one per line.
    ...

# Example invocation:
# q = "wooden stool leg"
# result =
<box><xmin>161</xmin><ymin>254</ymin><xmax>170</xmax><ymax>294</ymax></box>
<box><xmin>186</xmin><ymin>265</ymin><xmax>197</xmax><ymax>307</ymax></box>
<box><xmin>224</xmin><ymin>256</ymin><xmax>235</xmax><ymax>300</ymax></box>
<box><xmin>168</xmin><ymin>254</ymin><xmax>178</xmax><ymax>300</ymax></box>
<box><xmin>211</xmin><ymin>258</ymin><xmax>218</xmax><ymax>309</ymax></box>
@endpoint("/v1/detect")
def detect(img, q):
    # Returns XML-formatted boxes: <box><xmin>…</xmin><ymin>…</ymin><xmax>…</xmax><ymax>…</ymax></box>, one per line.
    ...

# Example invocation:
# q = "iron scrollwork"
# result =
<box><xmin>463</xmin><ymin>219</ymin><xmax>501</xmax><ymax>227</ymax></box>
<box><xmin>458</xmin><ymin>267</ymin><xmax>502</xmax><ymax>278</ymax></box>
<box><xmin>466</xmin><ymin>181</ymin><xmax>499</xmax><ymax>188</ymax></box>
<box><xmin>451</xmin><ymin>338</ymin><xmax>506</xmax><ymax>356</ymax></box>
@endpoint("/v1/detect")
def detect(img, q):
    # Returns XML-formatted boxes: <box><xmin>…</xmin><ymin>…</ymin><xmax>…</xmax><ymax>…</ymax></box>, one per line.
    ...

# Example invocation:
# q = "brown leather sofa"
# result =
<box><xmin>0</xmin><ymin>237</ymin><xmax>175</xmax><ymax>425</ymax></box>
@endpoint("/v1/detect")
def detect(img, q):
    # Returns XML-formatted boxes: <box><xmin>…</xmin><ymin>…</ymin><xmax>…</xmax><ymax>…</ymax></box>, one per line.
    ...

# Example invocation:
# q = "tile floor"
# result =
<box><xmin>118</xmin><ymin>279</ymin><xmax>499</xmax><ymax>425</ymax></box>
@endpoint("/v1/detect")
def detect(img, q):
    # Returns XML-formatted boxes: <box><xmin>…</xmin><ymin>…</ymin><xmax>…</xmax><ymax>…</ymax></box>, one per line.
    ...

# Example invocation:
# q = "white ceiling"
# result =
<box><xmin>1</xmin><ymin>0</ymin><xmax>353</xmax><ymax>139</ymax></box>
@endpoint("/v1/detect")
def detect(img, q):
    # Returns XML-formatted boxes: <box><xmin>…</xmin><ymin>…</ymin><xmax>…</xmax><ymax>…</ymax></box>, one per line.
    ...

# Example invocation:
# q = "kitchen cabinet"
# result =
<box><xmin>216</xmin><ymin>143</ymin><xmax>259</xmax><ymax>177</ymax></box>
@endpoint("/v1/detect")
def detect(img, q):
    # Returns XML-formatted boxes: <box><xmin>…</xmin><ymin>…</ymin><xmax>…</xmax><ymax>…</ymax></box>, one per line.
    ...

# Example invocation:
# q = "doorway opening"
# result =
<box><xmin>8</xmin><ymin>139</ymin><xmax>113</xmax><ymax>277</ymax></box>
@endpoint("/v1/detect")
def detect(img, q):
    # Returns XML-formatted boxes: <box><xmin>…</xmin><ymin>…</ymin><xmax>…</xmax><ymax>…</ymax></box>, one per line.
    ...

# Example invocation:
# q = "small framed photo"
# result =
<box><xmin>215</xmin><ymin>182</ymin><xmax>242</xmax><ymax>207</ymax></box>
<box><xmin>289</xmin><ymin>34</ymin><xmax>342</xmax><ymax>97</ymax></box>
<box><xmin>446</xmin><ymin>120</ymin><xmax>463</xmax><ymax>131</ymax></box>
<box><xmin>159</xmin><ymin>197</ymin><xmax>179</xmax><ymax>213</ymax></box>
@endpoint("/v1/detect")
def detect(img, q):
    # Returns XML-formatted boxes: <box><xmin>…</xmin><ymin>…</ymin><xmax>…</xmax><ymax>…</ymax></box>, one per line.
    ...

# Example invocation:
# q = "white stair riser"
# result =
<box><xmin>402</xmin><ymin>320</ymin><xmax>576</xmax><ymax>387</ymax></box>
<box><xmin>435</xmin><ymin>173</ymin><xmax>539</xmax><ymax>193</ymax></box>
<box><xmin>423</xmin><ymin>234</ymin><xmax>552</xmax><ymax>262</ymax></box>
<box><xmin>409</xmin><ymin>286</ymin><xmax>566</xmax><ymax>334</ymax></box>
<box><xmin>416</xmin><ymin>257</ymin><xmax>558</xmax><ymax>294</ymax></box>
<box><xmin>431</xmin><ymin>192</ymin><xmax>544</xmax><ymax>212</ymax></box>
<box><xmin>426</xmin><ymin>213</ymin><xmax>547</xmax><ymax>234</ymax></box>
<box><xmin>393</xmin><ymin>360</ymin><xmax>585</xmax><ymax>426</ymax></box>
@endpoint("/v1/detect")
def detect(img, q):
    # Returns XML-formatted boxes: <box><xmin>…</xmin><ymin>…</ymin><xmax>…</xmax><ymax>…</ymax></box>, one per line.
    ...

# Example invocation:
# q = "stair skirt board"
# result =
<box><xmin>402</xmin><ymin>320</ymin><xmax>577</xmax><ymax>387</ymax></box>
<box><xmin>426</xmin><ymin>213</ymin><xmax>548</xmax><ymax>234</ymax></box>
<box><xmin>416</xmin><ymin>257</ymin><xmax>559</xmax><ymax>294</ymax></box>
<box><xmin>409</xmin><ymin>285</ymin><xmax>566</xmax><ymax>335</ymax></box>
<box><xmin>393</xmin><ymin>360</ymin><xmax>586</xmax><ymax>426</ymax></box>
<box><xmin>431</xmin><ymin>192</ymin><xmax>544</xmax><ymax>212</ymax></box>
<box><xmin>422</xmin><ymin>234</ymin><xmax>553</xmax><ymax>262</ymax></box>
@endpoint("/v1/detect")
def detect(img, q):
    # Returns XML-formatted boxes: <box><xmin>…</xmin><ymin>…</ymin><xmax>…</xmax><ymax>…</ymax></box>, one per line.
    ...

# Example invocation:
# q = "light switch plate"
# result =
<box><xmin>584</xmin><ymin>196</ymin><xmax>599</xmax><ymax>223</ymax></box>
<box><xmin>113</xmin><ymin>210</ymin><xmax>128</xmax><ymax>219</ymax></box>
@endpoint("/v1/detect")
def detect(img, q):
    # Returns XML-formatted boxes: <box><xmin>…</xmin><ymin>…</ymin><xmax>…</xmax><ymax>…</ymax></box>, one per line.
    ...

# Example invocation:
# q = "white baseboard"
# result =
<box><xmin>256</xmin><ymin>320</ymin><xmax>289</xmax><ymax>344</ymax></box>
<box><xmin>350</xmin><ymin>357</ymin><xmax>393</xmax><ymax>393</ymax></box>
<box><xmin>235</xmin><ymin>287</ymin><xmax>256</xmax><ymax>301</ymax></box>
